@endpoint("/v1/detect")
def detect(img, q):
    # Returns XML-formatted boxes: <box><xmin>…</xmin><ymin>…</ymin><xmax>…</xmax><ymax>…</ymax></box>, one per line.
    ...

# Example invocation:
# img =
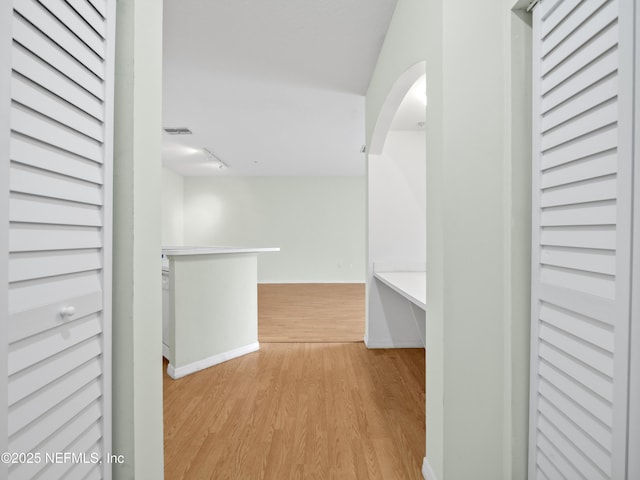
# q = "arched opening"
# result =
<box><xmin>366</xmin><ymin>62</ymin><xmax>426</xmax><ymax>349</ymax></box>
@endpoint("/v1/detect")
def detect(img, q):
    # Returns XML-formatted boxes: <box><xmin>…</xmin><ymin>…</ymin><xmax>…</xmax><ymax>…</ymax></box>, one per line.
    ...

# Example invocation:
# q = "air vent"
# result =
<box><xmin>163</xmin><ymin>127</ymin><xmax>192</xmax><ymax>135</ymax></box>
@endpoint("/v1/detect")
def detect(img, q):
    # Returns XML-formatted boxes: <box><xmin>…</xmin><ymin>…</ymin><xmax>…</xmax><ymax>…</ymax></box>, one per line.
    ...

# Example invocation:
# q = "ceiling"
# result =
<box><xmin>162</xmin><ymin>0</ymin><xmax>400</xmax><ymax>177</ymax></box>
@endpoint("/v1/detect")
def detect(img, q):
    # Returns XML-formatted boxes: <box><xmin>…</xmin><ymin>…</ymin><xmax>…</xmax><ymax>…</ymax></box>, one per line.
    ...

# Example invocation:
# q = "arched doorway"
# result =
<box><xmin>366</xmin><ymin>62</ymin><xmax>426</xmax><ymax>348</ymax></box>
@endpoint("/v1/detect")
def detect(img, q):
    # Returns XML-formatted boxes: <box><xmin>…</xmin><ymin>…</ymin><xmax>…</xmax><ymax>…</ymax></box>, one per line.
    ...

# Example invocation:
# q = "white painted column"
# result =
<box><xmin>113</xmin><ymin>0</ymin><xmax>164</xmax><ymax>478</ymax></box>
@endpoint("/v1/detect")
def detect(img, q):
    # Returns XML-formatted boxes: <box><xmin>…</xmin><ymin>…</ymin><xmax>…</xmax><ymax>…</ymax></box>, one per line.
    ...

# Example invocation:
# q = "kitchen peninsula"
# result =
<box><xmin>162</xmin><ymin>246</ymin><xmax>279</xmax><ymax>379</ymax></box>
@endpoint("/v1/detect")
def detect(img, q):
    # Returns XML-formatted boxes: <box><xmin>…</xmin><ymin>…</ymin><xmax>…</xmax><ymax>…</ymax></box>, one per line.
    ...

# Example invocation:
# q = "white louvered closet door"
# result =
<box><xmin>6</xmin><ymin>0</ymin><xmax>115</xmax><ymax>479</ymax></box>
<box><xmin>529</xmin><ymin>0</ymin><xmax>636</xmax><ymax>479</ymax></box>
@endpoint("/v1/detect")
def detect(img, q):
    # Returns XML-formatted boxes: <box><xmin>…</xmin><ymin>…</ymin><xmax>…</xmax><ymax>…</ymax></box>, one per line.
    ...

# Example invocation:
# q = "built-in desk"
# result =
<box><xmin>373</xmin><ymin>271</ymin><xmax>426</xmax><ymax>310</ymax></box>
<box><xmin>368</xmin><ymin>269</ymin><xmax>426</xmax><ymax>348</ymax></box>
<box><xmin>163</xmin><ymin>246</ymin><xmax>279</xmax><ymax>379</ymax></box>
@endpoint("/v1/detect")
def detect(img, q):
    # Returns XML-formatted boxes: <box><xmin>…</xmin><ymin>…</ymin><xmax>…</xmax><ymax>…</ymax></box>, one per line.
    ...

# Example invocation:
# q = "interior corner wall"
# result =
<box><xmin>162</xmin><ymin>167</ymin><xmax>184</xmax><ymax>245</ymax></box>
<box><xmin>113</xmin><ymin>0</ymin><xmax>164</xmax><ymax>478</ymax></box>
<box><xmin>367</xmin><ymin>0</ymin><xmax>531</xmax><ymax>478</ymax></box>
<box><xmin>182</xmin><ymin>176</ymin><xmax>366</xmax><ymax>283</ymax></box>
<box><xmin>364</xmin><ymin>0</ymin><xmax>435</xmax><ymax>472</ymax></box>
<box><xmin>422</xmin><ymin>0</ymin><xmax>531</xmax><ymax>478</ymax></box>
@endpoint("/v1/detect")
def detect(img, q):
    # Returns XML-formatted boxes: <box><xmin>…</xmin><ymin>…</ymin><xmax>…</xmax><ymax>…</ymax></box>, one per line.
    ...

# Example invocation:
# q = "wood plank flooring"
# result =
<box><xmin>258</xmin><ymin>284</ymin><xmax>365</xmax><ymax>343</ymax></box>
<box><xmin>163</xmin><ymin>343</ymin><xmax>425</xmax><ymax>479</ymax></box>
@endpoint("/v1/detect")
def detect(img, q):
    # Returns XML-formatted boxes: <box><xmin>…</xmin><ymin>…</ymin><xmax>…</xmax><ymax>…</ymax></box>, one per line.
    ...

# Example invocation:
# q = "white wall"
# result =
<box><xmin>371</xmin><ymin>131</ymin><xmax>426</xmax><ymax>268</ymax></box>
<box><xmin>113</xmin><ymin>0</ymin><xmax>164</xmax><ymax>477</ymax></box>
<box><xmin>366</xmin><ymin>0</ymin><xmax>531</xmax><ymax>478</ymax></box>
<box><xmin>183</xmin><ymin>176</ymin><xmax>366</xmax><ymax>283</ymax></box>
<box><xmin>162</xmin><ymin>167</ymin><xmax>184</xmax><ymax>245</ymax></box>
<box><xmin>169</xmin><ymin>254</ymin><xmax>258</xmax><ymax>370</ymax></box>
<box><xmin>367</xmin><ymin>130</ymin><xmax>426</xmax><ymax>348</ymax></box>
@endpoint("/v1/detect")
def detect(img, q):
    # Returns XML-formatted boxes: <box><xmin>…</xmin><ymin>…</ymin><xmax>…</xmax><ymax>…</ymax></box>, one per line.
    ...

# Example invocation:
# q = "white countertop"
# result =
<box><xmin>163</xmin><ymin>246</ymin><xmax>280</xmax><ymax>256</ymax></box>
<box><xmin>373</xmin><ymin>271</ymin><xmax>426</xmax><ymax>310</ymax></box>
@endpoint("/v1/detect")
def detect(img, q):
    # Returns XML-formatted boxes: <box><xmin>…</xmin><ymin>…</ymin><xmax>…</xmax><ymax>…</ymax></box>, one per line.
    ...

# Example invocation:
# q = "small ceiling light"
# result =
<box><xmin>203</xmin><ymin>148</ymin><xmax>228</xmax><ymax>169</ymax></box>
<box><xmin>163</xmin><ymin>127</ymin><xmax>192</xmax><ymax>135</ymax></box>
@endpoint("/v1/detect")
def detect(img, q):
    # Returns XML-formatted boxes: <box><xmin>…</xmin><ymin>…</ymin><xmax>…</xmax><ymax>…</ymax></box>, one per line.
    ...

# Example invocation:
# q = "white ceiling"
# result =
<box><xmin>162</xmin><ymin>0</ymin><xmax>398</xmax><ymax>177</ymax></box>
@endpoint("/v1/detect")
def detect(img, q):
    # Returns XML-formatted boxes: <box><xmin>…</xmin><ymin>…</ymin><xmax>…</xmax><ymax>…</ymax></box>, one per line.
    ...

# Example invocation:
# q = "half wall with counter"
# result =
<box><xmin>162</xmin><ymin>246</ymin><xmax>279</xmax><ymax>379</ymax></box>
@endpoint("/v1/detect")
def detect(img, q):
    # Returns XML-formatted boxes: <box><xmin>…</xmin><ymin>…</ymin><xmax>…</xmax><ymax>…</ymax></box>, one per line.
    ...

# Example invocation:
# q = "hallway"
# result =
<box><xmin>163</xmin><ymin>343</ymin><xmax>425</xmax><ymax>479</ymax></box>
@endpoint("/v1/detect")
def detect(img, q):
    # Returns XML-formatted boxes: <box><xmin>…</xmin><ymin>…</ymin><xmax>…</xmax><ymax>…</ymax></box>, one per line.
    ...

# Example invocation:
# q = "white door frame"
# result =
<box><xmin>0</xmin><ymin>2</ymin><xmax>11</xmax><ymax>476</ymax></box>
<box><xmin>628</xmin><ymin>2</ymin><xmax>640</xmax><ymax>476</ymax></box>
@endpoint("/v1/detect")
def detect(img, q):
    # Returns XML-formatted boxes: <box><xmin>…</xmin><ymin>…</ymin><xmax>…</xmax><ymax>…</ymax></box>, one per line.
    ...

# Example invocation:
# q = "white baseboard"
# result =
<box><xmin>167</xmin><ymin>342</ymin><xmax>260</xmax><ymax>379</ymax></box>
<box><xmin>364</xmin><ymin>338</ymin><xmax>425</xmax><ymax>349</ymax></box>
<box><xmin>422</xmin><ymin>458</ymin><xmax>437</xmax><ymax>480</ymax></box>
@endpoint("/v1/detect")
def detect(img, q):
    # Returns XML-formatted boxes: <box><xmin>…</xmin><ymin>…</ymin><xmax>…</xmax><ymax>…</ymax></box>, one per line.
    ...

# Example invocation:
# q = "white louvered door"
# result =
<box><xmin>529</xmin><ymin>0</ymin><xmax>636</xmax><ymax>479</ymax></box>
<box><xmin>5</xmin><ymin>0</ymin><xmax>115</xmax><ymax>479</ymax></box>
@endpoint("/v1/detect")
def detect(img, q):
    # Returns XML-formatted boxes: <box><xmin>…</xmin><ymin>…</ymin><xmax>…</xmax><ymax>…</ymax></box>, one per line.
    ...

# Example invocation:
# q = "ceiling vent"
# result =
<box><xmin>163</xmin><ymin>127</ymin><xmax>192</xmax><ymax>135</ymax></box>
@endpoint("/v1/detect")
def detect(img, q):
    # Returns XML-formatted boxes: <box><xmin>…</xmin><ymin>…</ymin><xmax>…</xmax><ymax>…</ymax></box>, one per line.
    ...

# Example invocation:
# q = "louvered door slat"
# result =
<box><xmin>10</xmin><ymin>164</ymin><xmax>103</xmax><ymax>205</ymax></box>
<box><xmin>8</xmin><ymin>314</ymin><xmax>102</xmax><ymax>375</ymax></box>
<box><xmin>9</xmin><ymin>225</ymin><xmax>102</xmax><ymax>252</ymax></box>
<box><xmin>539</xmin><ymin>396</ymin><xmax>612</xmax><ymax>474</ymax></box>
<box><xmin>542</xmin><ymin>0</ymin><xmax>609</xmax><ymax>56</ymax></box>
<box><xmin>537</xmin><ymin>448</ymin><xmax>564</xmax><ymax>480</ymax></box>
<box><xmin>13</xmin><ymin>0</ymin><xmax>104</xmax><ymax>79</ymax></box>
<box><xmin>6</xmin><ymin>1</ymin><xmax>114</xmax><ymax>477</ymax></box>
<box><xmin>8</xmin><ymin>356</ymin><xmax>102</xmax><ymax>435</ymax></box>
<box><xmin>541</xmin><ymin>0</ymin><xmax>618</xmax><ymax>76</ymax></box>
<box><xmin>12</xmin><ymin>13</ymin><xmax>104</xmax><ymax>100</ymax></box>
<box><xmin>9</xmin><ymin>404</ymin><xmax>101</xmax><ymax>479</ymax></box>
<box><xmin>8</xmin><ymin>336</ymin><xmax>102</xmax><ymax>405</ymax></box>
<box><xmin>541</xmin><ymin>21</ymin><xmax>618</xmax><ymax>95</ymax></box>
<box><xmin>10</xmin><ymin>134</ymin><xmax>103</xmax><ymax>183</ymax></box>
<box><xmin>542</xmin><ymin>48</ymin><xmax>618</xmax><ymax>113</ymax></box>
<box><xmin>540</xmin><ymin>201</ymin><xmax>616</xmax><ymax>226</ymax></box>
<box><xmin>542</xmin><ymin>74</ymin><xmax>617</xmax><ymax>132</ymax></box>
<box><xmin>66</xmin><ymin>0</ymin><xmax>107</xmax><ymax>38</ymax></box>
<box><xmin>87</xmin><ymin>0</ymin><xmax>106</xmax><ymax>18</ymax></box>
<box><xmin>529</xmin><ymin>0</ymin><xmax>634</xmax><ymax>478</ymax></box>
<box><xmin>540</xmin><ymin>302</ymin><xmax>614</xmax><ymax>350</ymax></box>
<box><xmin>11</xmin><ymin>105</ymin><xmax>103</xmax><ymax>162</ymax></box>
<box><xmin>9</xmin><ymin>249</ymin><xmax>103</xmax><ymax>282</ymax></box>
<box><xmin>541</xmin><ymin>101</ymin><xmax>617</xmax><ymax>151</ymax></box>
<box><xmin>9</xmin><ymin>272</ymin><xmax>102</xmax><ymax>315</ymax></box>
<box><xmin>11</xmin><ymin>73</ymin><xmax>104</xmax><ymax>141</ymax></box>
<box><xmin>8</xmin><ymin>291</ymin><xmax>102</xmax><ymax>343</ymax></box>
<box><xmin>10</xmin><ymin>194</ymin><xmax>103</xmax><ymax>227</ymax></box>
<box><xmin>539</xmin><ymin>414</ymin><xmax>607</xmax><ymax>480</ymax></box>
<box><xmin>541</xmin><ymin>125</ymin><xmax>617</xmax><ymax>169</ymax></box>
<box><xmin>37</xmin><ymin>0</ymin><xmax>106</xmax><ymax>59</ymax></box>
<box><xmin>538</xmin><ymin>378</ymin><xmax>613</xmax><ymax>451</ymax></box>
<box><xmin>540</xmin><ymin>151</ymin><xmax>617</xmax><ymax>188</ymax></box>
<box><xmin>537</xmin><ymin>432</ymin><xmax>585</xmax><ymax>480</ymax></box>
<box><xmin>12</xmin><ymin>44</ymin><xmax>104</xmax><ymax>120</ymax></box>
<box><xmin>540</xmin><ymin>175</ymin><xmax>616</xmax><ymax>207</ymax></box>
<box><xmin>8</xmin><ymin>378</ymin><xmax>102</xmax><ymax>453</ymax></box>
<box><xmin>541</xmin><ymin>0</ymin><xmax>580</xmax><ymax>37</ymax></box>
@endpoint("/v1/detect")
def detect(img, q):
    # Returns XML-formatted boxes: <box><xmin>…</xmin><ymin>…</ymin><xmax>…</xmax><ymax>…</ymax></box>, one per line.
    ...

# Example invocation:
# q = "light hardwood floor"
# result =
<box><xmin>258</xmin><ymin>283</ymin><xmax>365</xmax><ymax>343</ymax></box>
<box><xmin>163</xmin><ymin>343</ymin><xmax>425</xmax><ymax>479</ymax></box>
